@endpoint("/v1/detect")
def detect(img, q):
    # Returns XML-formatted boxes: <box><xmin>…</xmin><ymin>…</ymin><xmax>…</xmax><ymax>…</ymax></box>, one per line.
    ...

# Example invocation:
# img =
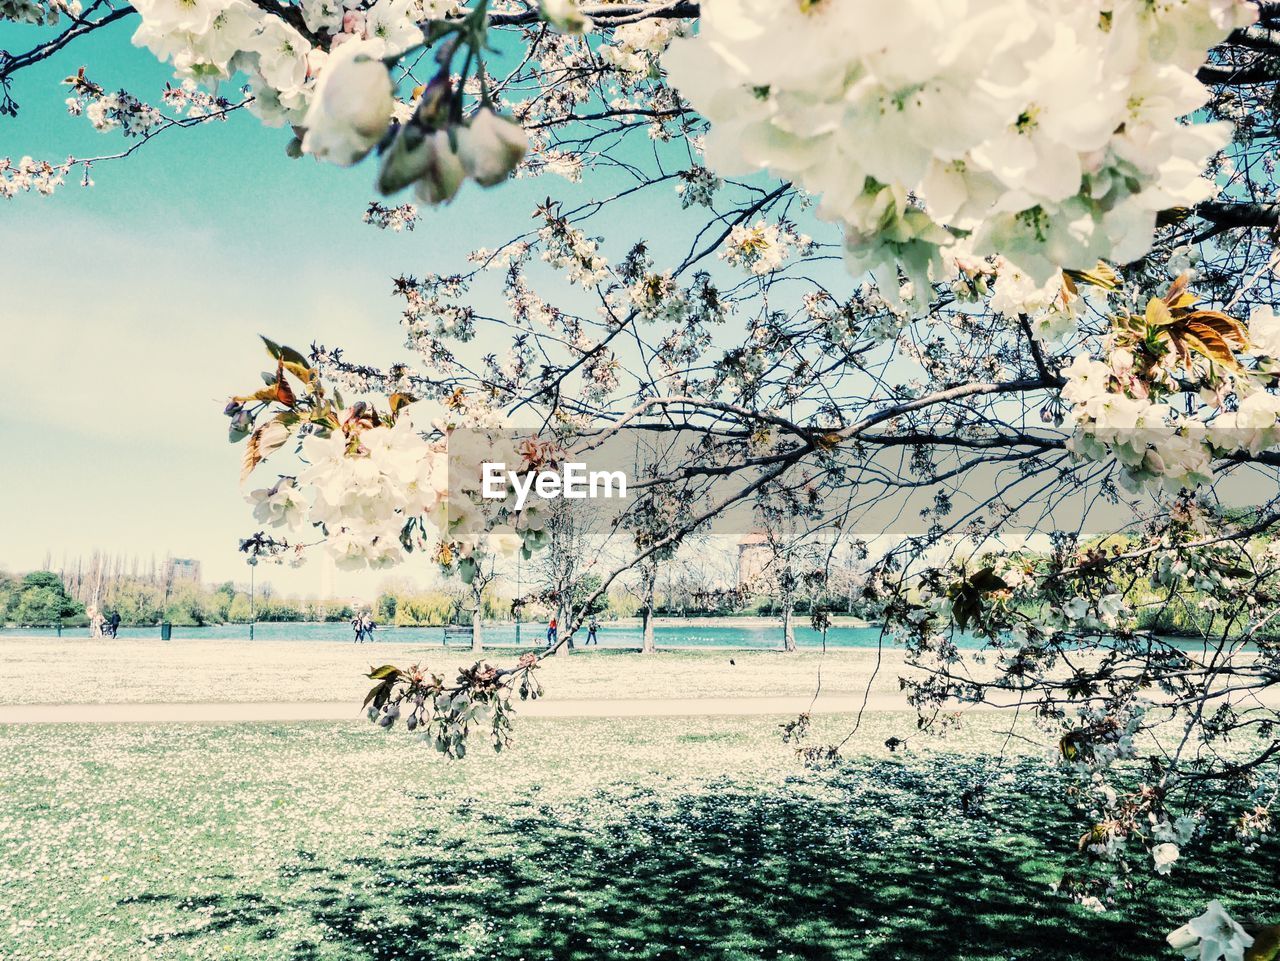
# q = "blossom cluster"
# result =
<box><xmin>720</xmin><ymin>220</ymin><xmax>812</xmax><ymax>276</ymax></box>
<box><xmin>379</xmin><ymin>102</ymin><xmax>530</xmax><ymax>205</ymax></box>
<box><xmin>246</xmin><ymin>413</ymin><xmax>444</xmax><ymax>569</ymax></box>
<box><xmin>128</xmin><ymin>0</ymin><xmax>427</xmax><ymax>130</ymax></box>
<box><xmin>233</xmin><ymin>340</ymin><xmax>565</xmax><ymax>571</ymax></box>
<box><xmin>396</xmin><ymin>272</ymin><xmax>477</xmax><ymax>343</ymax></box>
<box><xmin>363</xmin><ymin>199</ymin><xmax>420</xmax><ymax>231</ymax></box>
<box><xmin>1062</xmin><ymin>286</ymin><xmax>1280</xmax><ymax>492</ymax></box>
<box><xmin>599</xmin><ymin>19</ymin><xmax>686</xmax><ymax>76</ymax></box>
<box><xmin>539</xmin><ymin>214</ymin><xmax>611</xmax><ymax>287</ymax></box>
<box><xmin>664</xmin><ymin>0</ymin><xmax>1256</xmax><ymax>303</ymax></box>
<box><xmin>675</xmin><ymin>165</ymin><xmax>722</xmax><ymax>209</ymax></box>
<box><xmin>67</xmin><ymin>88</ymin><xmax>164</xmax><ymax>135</ymax></box>
<box><xmin>1063</xmin><ymin>354</ymin><xmax>1217</xmax><ymax>492</ymax></box>
<box><xmin>159</xmin><ymin>77</ymin><xmax>236</xmax><ymax>118</ymax></box>
<box><xmin>0</xmin><ymin>155</ymin><xmax>72</xmax><ymax>199</ymax></box>
<box><xmin>977</xmin><ymin>256</ymin><xmax>1109</xmax><ymax>343</ymax></box>
<box><xmin>242</xmin><ymin>406</ymin><xmax>544</xmax><ymax>572</ymax></box>
<box><xmin>0</xmin><ymin>0</ymin><xmax>78</xmax><ymax>26</ymax></box>
<box><xmin>620</xmin><ymin>269</ymin><xmax>687</xmax><ymax>325</ymax></box>
<box><xmin>126</xmin><ymin>0</ymin><xmax>535</xmax><ymax>205</ymax></box>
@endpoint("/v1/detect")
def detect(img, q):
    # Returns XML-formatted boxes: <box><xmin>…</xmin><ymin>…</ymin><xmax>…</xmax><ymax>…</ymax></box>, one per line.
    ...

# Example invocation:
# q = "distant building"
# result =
<box><xmin>737</xmin><ymin>531</ymin><xmax>771</xmax><ymax>591</ymax></box>
<box><xmin>167</xmin><ymin>558</ymin><xmax>202</xmax><ymax>584</ymax></box>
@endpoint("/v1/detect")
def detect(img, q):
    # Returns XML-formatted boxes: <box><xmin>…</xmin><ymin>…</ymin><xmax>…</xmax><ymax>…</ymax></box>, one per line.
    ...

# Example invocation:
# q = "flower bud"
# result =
<box><xmin>540</xmin><ymin>0</ymin><xmax>592</xmax><ymax>34</ymax></box>
<box><xmin>411</xmin><ymin>130</ymin><xmax>466</xmax><ymax>205</ymax></box>
<box><xmin>341</xmin><ymin>10</ymin><xmax>365</xmax><ymax>35</ymax></box>
<box><xmin>300</xmin><ymin>40</ymin><xmax>394</xmax><ymax>167</ymax></box>
<box><xmin>377</xmin><ymin>68</ymin><xmax>458</xmax><ymax>196</ymax></box>
<box><xmin>377</xmin><ymin>122</ymin><xmax>429</xmax><ymax>194</ymax></box>
<box><xmin>456</xmin><ymin>108</ymin><xmax>528</xmax><ymax>187</ymax></box>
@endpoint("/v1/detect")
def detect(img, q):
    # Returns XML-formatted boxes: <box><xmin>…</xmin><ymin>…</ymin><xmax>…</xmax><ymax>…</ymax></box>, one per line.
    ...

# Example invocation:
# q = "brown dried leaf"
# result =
<box><xmin>274</xmin><ymin>360</ymin><xmax>296</xmax><ymax>407</ymax></box>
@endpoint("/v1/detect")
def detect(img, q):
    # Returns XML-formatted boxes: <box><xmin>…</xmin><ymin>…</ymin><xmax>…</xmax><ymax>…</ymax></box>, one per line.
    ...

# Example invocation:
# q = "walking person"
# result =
<box><xmin>361</xmin><ymin>611</ymin><xmax>376</xmax><ymax>643</ymax></box>
<box><xmin>352</xmin><ymin>614</ymin><xmax>364</xmax><ymax>643</ymax></box>
<box><xmin>586</xmin><ymin>616</ymin><xmax>599</xmax><ymax>646</ymax></box>
<box><xmin>546</xmin><ymin>616</ymin><xmax>557</xmax><ymax>648</ymax></box>
<box><xmin>107</xmin><ymin>610</ymin><xmax>121</xmax><ymax>639</ymax></box>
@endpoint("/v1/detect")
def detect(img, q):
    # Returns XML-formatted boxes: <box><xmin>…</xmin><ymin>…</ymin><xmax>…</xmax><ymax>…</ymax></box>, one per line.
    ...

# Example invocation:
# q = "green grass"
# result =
<box><xmin>0</xmin><ymin>716</ymin><xmax>1275</xmax><ymax>961</ymax></box>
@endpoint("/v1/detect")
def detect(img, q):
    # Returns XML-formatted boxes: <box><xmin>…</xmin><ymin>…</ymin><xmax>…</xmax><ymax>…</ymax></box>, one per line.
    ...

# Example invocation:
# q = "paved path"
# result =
<box><xmin>0</xmin><ymin>694</ymin><xmax>942</xmax><ymax>725</ymax></box>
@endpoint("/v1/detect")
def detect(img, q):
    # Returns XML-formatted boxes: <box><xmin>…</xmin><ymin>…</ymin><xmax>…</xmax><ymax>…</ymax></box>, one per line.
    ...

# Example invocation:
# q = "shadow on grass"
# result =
<box><xmin>119</xmin><ymin>890</ymin><xmax>284</xmax><ymax>941</ymax></box>
<box><xmin>250</xmin><ymin>757</ymin><xmax>1274</xmax><ymax>961</ymax></box>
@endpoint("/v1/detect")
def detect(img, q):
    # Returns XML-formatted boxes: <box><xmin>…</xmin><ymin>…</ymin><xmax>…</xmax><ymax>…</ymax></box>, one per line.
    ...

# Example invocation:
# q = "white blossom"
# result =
<box><xmin>663</xmin><ymin>0</ymin><xmax>1256</xmax><ymax>302</ymax></box>
<box><xmin>293</xmin><ymin>413</ymin><xmax>442</xmax><ymax>570</ymax></box>
<box><xmin>1249</xmin><ymin>305</ymin><xmax>1280</xmax><ymax>358</ymax></box>
<box><xmin>540</xmin><ymin>0</ymin><xmax>591</xmax><ymax>35</ymax></box>
<box><xmin>1151</xmin><ymin>841</ymin><xmax>1180</xmax><ymax>875</ymax></box>
<box><xmin>301</xmin><ymin>40</ymin><xmax>395</xmax><ymax>166</ymax></box>
<box><xmin>1167</xmin><ymin>902</ymin><xmax>1254</xmax><ymax>961</ymax></box>
<box><xmin>457</xmin><ymin>108</ymin><xmax>529</xmax><ymax>187</ymax></box>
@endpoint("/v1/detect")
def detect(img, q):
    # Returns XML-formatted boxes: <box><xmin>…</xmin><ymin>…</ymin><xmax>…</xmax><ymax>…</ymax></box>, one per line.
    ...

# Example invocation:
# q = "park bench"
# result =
<box><xmin>442</xmin><ymin>624</ymin><xmax>474</xmax><ymax>646</ymax></box>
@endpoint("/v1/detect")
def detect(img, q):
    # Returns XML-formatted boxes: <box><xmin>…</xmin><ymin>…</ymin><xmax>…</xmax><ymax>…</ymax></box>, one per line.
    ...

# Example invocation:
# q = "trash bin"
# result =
<box><xmin>161</xmin><ymin>622</ymin><xmax>172</xmax><ymax>641</ymax></box>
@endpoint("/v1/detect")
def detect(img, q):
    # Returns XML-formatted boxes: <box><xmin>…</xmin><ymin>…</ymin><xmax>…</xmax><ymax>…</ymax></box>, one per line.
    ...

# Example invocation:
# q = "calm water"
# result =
<box><xmin>5</xmin><ymin>620</ymin><xmax>893</xmax><ymax>649</ymax></box>
<box><xmin>3</xmin><ymin>621</ymin><xmax>1217</xmax><ymax>651</ymax></box>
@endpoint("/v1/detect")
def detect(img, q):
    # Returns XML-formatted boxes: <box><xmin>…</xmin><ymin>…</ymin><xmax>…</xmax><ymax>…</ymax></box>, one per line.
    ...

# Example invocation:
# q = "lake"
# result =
<box><xmin>4</xmin><ymin>620</ymin><xmax>893</xmax><ymax>649</ymax></box>
<box><xmin>2</xmin><ymin>620</ymin><xmax>1221</xmax><ymax>652</ymax></box>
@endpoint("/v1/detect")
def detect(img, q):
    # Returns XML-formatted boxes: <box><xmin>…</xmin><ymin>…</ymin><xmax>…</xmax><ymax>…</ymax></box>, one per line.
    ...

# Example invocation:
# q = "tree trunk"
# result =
<box><xmin>555</xmin><ymin>602</ymin><xmax>571</xmax><ymax>657</ymax></box>
<box><xmin>641</xmin><ymin>609</ymin><xmax>656</xmax><ymax>654</ymax></box>
<box><xmin>782</xmin><ymin>601</ymin><xmax>797</xmax><ymax>653</ymax></box>
<box><xmin>640</xmin><ymin>565</ymin><xmax>657</xmax><ymax>655</ymax></box>
<box><xmin>471</xmin><ymin>584</ymin><xmax>483</xmax><ymax>654</ymax></box>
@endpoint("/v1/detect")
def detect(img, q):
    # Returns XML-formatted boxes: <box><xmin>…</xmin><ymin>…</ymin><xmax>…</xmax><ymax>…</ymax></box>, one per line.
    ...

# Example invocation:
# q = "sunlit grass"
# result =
<box><xmin>0</xmin><ymin>638</ymin><xmax>910</xmax><ymax>704</ymax></box>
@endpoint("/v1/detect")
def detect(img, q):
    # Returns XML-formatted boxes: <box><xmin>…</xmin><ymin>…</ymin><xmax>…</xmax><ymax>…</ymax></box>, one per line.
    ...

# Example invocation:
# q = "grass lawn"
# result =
<box><xmin>2</xmin><ymin>714</ymin><xmax>1275</xmax><ymax>961</ymax></box>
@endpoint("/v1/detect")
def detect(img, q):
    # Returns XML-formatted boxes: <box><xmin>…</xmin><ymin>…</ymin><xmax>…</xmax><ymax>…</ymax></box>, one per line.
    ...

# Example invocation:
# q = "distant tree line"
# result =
<box><xmin>0</xmin><ymin>569</ymin><xmax>365</xmax><ymax>627</ymax></box>
<box><xmin>1</xmin><ymin>551</ymin><xmax>878</xmax><ymax>632</ymax></box>
<box><xmin>0</xmin><ymin>571</ymin><xmax>84</xmax><ymax>626</ymax></box>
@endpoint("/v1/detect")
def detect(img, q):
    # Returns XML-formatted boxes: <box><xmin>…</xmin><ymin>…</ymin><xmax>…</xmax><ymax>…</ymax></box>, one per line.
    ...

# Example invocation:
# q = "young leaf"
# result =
<box><xmin>1145</xmin><ymin>297</ymin><xmax>1176</xmax><ymax>328</ymax></box>
<box><xmin>274</xmin><ymin>360</ymin><xmax>297</xmax><ymax>407</ymax></box>
<box><xmin>1182</xmin><ymin>326</ymin><xmax>1240</xmax><ymax>368</ymax></box>
<box><xmin>241</xmin><ymin>421</ymin><xmax>289</xmax><ymax>482</ymax></box>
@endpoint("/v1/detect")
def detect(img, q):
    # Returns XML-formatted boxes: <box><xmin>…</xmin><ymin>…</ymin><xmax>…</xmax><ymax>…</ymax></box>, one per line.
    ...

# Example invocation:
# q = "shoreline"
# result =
<box><xmin>606</xmin><ymin>614</ymin><xmax>874</xmax><ymax>629</ymax></box>
<box><xmin>0</xmin><ymin>613</ymin><xmax>876</xmax><ymax>632</ymax></box>
<box><xmin>7</xmin><ymin>615</ymin><xmax>1252</xmax><ymax>641</ymax></box>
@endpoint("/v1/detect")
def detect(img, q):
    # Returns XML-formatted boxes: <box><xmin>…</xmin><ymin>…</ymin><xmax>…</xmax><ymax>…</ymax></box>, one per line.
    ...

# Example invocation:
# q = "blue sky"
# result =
<box><xmin>0</xmin><ymin>16</ymin><xmax>547</xmax><ymax>597</ymax></box>
<box><xmin>0</xmin><ymin>15</ymin><xmax>848</xmax><ymax>599</ymax></box>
